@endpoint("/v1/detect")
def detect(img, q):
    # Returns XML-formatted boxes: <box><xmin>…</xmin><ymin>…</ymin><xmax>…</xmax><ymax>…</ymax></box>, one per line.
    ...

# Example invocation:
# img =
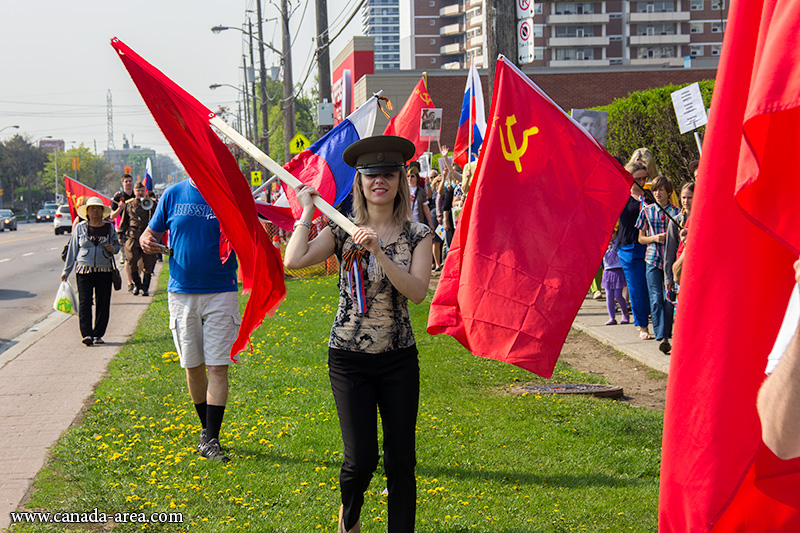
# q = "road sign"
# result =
<box><xmin>516</xmin><ymin>0</ymin><xmax>533</xmax><ymax>18</ymax></box>
<box><xmin>517</xmin><ymin>19</ymin><xmax>535</xmax><ymax>64</ymax></box>
<box><xmin>671</xmin><ymin>83</ymin><xmax>708</xmax><ymax>135</ymax></box>
<box><xmin>250</xmin><ymin>171</ymin><xmax>262</xmax><ymax>187</ymax></box>
<box><xmin>289</xmin><ymin>133</ymin><xmax>311</xmax><ymax>154</ymax></box>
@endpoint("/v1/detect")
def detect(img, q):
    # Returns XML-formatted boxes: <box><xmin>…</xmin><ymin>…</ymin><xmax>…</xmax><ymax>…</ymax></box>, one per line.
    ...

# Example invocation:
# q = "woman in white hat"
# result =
<box><xmin>61</xmin><ymin>197</ymin><xmax>121</xmax><ymax>346</ymax></box>
<box><xmin>284</xmin><ymin>135</ymin><xmax>432</xmax><ymax>533</ymax></box>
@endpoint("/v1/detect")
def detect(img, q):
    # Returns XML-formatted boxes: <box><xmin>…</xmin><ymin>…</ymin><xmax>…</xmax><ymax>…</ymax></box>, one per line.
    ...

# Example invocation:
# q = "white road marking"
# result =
<box><xmin>48</xmin><ymin>247</ymin><xmax>60</xmax><ymax>251</ymax></box>
<box><xmin>22</xmin><ymin>252</ymin><xmax>34</xmax><ymax>257</ymax></box>
<box><xmin>0</xmin><ymin>258</ymin><xmax>8</xmax><ymax>263</ymax></box>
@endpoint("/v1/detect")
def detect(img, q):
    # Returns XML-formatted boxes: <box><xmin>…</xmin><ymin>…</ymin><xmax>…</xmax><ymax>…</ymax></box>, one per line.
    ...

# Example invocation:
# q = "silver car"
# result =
<box><xmin>0</xmin><ymin>209</ymin><xmax>17</xmax><ymax>231</ymax></box>
<box><xmin>53</xmin><ymin>205</ymin><xmax>73</xmax><ymax>235</ymax></box>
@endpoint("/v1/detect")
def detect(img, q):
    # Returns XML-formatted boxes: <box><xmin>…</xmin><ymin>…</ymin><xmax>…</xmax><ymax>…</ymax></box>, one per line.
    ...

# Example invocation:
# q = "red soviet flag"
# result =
<box><xmin>383</xmin><ymin>76</ymin><xmax>435</xmax><ymax>161</ymax></box>
<box><xmin>63</xmin><ymin>175</ymin><xmax>112</xmax><ymax>221</ymax></box>
<box><xmin>659</xmin><ymin>0</ymin><xmax>800</xmax><ymax>530</ymax></box>
<box><xmin>427</xmin><ymin>57</ymin><xmax>631</xmax><ymax>378</ymax></box>
<box><xmin>111</xmin><ymin>37</ymin><xmax>286</xmax><ymax>359</ymax></box>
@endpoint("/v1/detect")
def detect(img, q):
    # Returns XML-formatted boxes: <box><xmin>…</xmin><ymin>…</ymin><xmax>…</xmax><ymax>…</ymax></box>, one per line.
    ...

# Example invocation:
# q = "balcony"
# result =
<box><xmin>548</xmin><ymin>58</ymin><xmax>610</xmax><ymax>67</ymax></box>
<box><xmin>467</xmin><ymin>13</ymin><xmax>484</xmax><ymax>25</ymax></box>
<box><xmin>468</xmin><ymin>34</ymin><xmax>484</xmax><ymax>48</ymax></box>
<box><xmin>630</xmin><ymin>34</ymin><xmax>690</xmax><ymax>45</ymax></box>
<box><xmin>547</xmin><ymin>13</ymin><xmax>609</xmax><ymax>24</ymax></box>
<box><xmin>439</xmin><ymin>3</ymin><xmax>461</xmax><ymax>17</ymax></box>
<box><xmin>442</xmin><ymin>60</ymin><xmax>462</xmax><ymax>69</ymax></box>
<box><xmin>440</xmin><ymin>23</ymin><xmax>463</xmax><ymax>36</ymax></box>
<box><xmin>467</xmin><ymin>0</ymin><xmax>481</xmax><ymax>8</ymax></box>
<box><xmin>548</xmin><ymin>36</ymin><xmax>610</xmax><ymax>47</ymax></box>
<box><xmin>630</xmin><ymin>11</ymin><xmax>690</xmax><ymax>22</ymax></box>
<box><xmin>440</xmin><ymin>42</ymin><xmax>463</xmax><ymax>55</ymax></box>
<box><xmin>630</xmin><ymin>57</ymin><xmax>685</xmax><ymax>66</ymax></box>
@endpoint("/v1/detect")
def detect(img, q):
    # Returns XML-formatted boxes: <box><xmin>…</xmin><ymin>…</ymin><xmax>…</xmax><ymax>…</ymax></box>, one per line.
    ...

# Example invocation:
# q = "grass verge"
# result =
<box><xmin>14</xmin><ymin>272</ymin><xmax>663</xmax><ymax>532</ymax></box>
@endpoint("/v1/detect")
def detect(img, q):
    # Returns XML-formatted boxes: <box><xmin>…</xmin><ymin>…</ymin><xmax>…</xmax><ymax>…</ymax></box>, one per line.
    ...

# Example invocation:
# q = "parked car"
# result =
<box><xmin>43</xmin><ymin>202</ymin><xmax>59</xmax><ymax>211</ymax></box>
<box><xmin>36</xmin><ymin>208</ymin><xmax>55</xmax><ymax>223</ymax></box>
<box><xmin>53</xmin><ymin>205</ymin><xmax>73</xmax><ymax>235</ymax></box>
<box><xmin>0</xmin><ymin>209</ymin><xmax>17</xmax><ymax>231</ymax></box>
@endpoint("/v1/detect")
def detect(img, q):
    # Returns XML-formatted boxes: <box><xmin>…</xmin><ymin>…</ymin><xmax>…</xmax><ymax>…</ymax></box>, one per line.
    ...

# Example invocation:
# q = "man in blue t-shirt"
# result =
<box><xmin>141</xmin><ymin>179</ymin><xmax>239</xmax><ymax>463</ymax></box>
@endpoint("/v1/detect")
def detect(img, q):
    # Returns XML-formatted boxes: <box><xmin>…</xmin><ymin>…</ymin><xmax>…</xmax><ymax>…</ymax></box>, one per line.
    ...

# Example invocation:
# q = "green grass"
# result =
<box><xmin>15</xmin><ymin>272</ymin><xmax>663</xmax><ymax>532</ymax></box>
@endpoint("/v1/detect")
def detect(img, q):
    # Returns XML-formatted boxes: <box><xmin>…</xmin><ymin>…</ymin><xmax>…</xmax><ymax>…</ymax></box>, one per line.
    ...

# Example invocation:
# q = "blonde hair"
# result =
<box><xmin>627</xmin><ymin>147</ymin><xmax>657</xmax><ymax>180</ymax></box>
<box><xmin>351</xmin><ymin>169</ymin><xmax>411</xmax><ymax>228</ymax></box>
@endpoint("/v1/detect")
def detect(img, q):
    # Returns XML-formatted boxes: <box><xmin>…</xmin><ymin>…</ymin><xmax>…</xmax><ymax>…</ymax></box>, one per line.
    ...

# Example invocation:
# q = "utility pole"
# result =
<box><xmin>281</xmin><ymin>0</ymin><xmax>295</xmax><ymax>163</ymax></box>
<box><xmin>241</xmin><ymin>56</ymin><xmax>252</xmax><ymax>140</ymax></box>
<box><xmin>315</xmin><ymin>0</ymin><xmax>332</xmax><ymax>135</ymax></box>
<box><xmin>256</xmin><ymin>0</ymin><xmax>271</xmax><ymax>165</ymax></box>
<box><xmin>485</xmin><ymin>0</ymin><xmax>516</xmax><ymax>98</ymax></box>
<box><xmin>248</xmin><ymin>20</ymin><xmax>260</xmax><ymax>149</ymax></box>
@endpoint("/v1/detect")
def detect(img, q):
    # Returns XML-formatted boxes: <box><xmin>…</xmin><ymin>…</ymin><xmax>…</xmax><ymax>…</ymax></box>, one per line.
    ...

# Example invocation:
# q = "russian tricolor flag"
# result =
<box><xmin>144</xmin><ymin>157</ymin><xmax>153</xmax><ymax>191</ymax></box>
<box><xmin>453</xmin><ymin>63</ymin><xmax>487</xmax><ymax>168</ymax></box>
<box><xmin>280</xmin><ymin>94</ymin><xmax>380</xmax><ymax>220</ymax></box>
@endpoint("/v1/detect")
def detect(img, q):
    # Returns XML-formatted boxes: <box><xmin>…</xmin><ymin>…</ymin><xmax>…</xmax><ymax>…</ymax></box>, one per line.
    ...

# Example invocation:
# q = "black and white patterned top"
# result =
<box><xmin>329</xmin><ymin>220</ymin><xmax>431</xmax><ymax>354</ymax></box>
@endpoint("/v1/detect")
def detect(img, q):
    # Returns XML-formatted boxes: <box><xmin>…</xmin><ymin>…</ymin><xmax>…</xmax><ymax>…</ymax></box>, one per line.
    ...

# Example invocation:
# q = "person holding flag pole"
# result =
<box><xmin>284</xmin><ymin>135</ymin><xmax>432</xmax><ymax>533</ymax></box>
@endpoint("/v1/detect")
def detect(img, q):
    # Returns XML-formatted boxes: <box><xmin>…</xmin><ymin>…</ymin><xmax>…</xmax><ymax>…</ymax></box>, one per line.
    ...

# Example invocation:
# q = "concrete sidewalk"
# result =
<box><xmin>0</xmin><ymin>266</ymin><xmax>160</xmax><ymax>531</ymax></box>
<box><xmin>570</xmin><ymin>293</ymin><xmax>670</xmax><ymax>374</ymax></box>
<box><xmin>0</xmin><ymin>274</ymin><xmax>668</xmax><ymax>530</ymax></box>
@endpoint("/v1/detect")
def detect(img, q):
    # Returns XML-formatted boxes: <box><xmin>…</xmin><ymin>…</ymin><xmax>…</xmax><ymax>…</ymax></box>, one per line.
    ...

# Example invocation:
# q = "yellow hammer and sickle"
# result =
<box><xmin>498</xmin><ymin>115</ymin><xmax>539</xmax><ymax>173</ymax></box>
<box><xmin>416</xmin><ymin>89</ymin><xmax>432</xmax><ymax>105</ymax></box>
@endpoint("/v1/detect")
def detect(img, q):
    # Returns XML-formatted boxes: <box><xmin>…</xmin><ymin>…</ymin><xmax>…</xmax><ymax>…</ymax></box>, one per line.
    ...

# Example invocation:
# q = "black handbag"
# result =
<box><xmin>110</xmin><ymin>254</ymin><xmax>122</xmax><ymax>291</ymax></box>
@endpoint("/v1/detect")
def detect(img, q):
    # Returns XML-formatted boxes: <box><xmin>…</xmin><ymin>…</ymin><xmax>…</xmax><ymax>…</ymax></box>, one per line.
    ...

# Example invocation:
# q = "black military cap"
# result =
<box><xmin>343</xmin><ymin>135</ymin><xmax>416</xmax><ymax>175</ymax></box>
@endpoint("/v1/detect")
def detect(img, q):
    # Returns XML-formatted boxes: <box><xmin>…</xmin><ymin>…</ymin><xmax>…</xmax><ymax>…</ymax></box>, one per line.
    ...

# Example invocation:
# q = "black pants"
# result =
<box><xmin>329</xmin><ymin>345</ymin><xmax>420</xmax><ymax>533</ymax></box>
<box><xmin>76</xmin><ymin>271</ymin><xmax>113</xmax><ymax>339</ymax></box>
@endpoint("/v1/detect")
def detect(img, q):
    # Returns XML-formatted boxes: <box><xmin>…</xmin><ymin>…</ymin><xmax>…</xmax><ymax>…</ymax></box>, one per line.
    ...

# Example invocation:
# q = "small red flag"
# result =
<box><xmin>63</xmin><ymin>175</ymin><xmax>111</xmax><ymax>221</ymax></box>
<box><xmin>426</xmin><ymin>57</ymin><xmax>631</xmax><ymax>378</ymax></box>
<box><xmin>383</xmin><ymin>76</ymin><xmax>435</xmax><ymax>161</ymax></box>
<box><xmin>659</xmin><ymin>0</ymin><xmax>800</xmax><ymax>530</ymax></box>
<box><xmin>111</xmin><ymin>37</ymin><xmax>286</xmax><ymax>359</ymax></box>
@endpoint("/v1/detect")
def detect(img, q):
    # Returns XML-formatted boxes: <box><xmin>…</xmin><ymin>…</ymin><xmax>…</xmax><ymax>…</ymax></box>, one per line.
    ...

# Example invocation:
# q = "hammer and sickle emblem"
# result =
<box><xmin>498</xmin><ymin>115</ymin><xmax>539</xmax><ymax>172</ymax></box>
<box><xmin>416</xmin><ymin>89</ymin><xmax>432</xmax><ymax>105</ymax></box>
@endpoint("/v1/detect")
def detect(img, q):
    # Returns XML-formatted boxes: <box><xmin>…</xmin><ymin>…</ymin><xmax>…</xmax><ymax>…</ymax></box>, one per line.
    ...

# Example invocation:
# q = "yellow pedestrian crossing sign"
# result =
<box><xmin>250</xmin><ymin>171</ymin><xmax>262</xmax><ymax>187</ymax></box>
<box><xmin>289</xmin><ymin>133</ymin><xmax>311</xmax><ymax>154</ymax></box>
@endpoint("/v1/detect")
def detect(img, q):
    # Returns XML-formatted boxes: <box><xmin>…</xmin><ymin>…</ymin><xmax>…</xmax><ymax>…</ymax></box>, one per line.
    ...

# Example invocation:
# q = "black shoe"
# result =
<box><xmin>142</xmin><ymin>289</ymin><xmax>149</xmax><ymax>296</ymax></box>
<box><xmin>93</xmin><ymin>337</ymin><xmax>105</xmax><ymax>345</ymax></box>
<box><xmin>82</xmin><ymin>336</ymin><xmax>93</xmax><ymax>346</ymax></box>
<box><xmin>199</xmin><ymin>438</ymin><xmax>230</xmax><ymax>462</ymax></box>
<box><xmin>659</xmin><ymin>339</ymin><xmax>671</xmax><ymax>355</ymax></box>
<box><xmin>195</xmin><ymin>429</ymin><xmax>209</xmax><ymax>454</ymax></box>
<box><xmin>133</xmin><ymin>286</ymin><xmax>140</xmax><ymax>296</ymax></box>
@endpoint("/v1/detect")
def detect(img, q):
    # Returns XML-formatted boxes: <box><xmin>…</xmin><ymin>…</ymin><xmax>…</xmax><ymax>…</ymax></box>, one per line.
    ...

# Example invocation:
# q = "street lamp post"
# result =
<box><xmin>0</xmin><ymin>125</ymin><xmax>20</xmax><ymax>135</ymax></box>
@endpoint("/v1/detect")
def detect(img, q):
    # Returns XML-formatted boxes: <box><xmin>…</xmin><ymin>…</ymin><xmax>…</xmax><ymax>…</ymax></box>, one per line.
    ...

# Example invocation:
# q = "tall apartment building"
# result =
<box><xmin>398</xmin><ymin>0</ymin><xmax>727</xmax><ymax>70</ymax></box>
<box><xmin>363</xmin><ymin>0</ymin><xmax>401</xmax><ymax>70</ymax></box>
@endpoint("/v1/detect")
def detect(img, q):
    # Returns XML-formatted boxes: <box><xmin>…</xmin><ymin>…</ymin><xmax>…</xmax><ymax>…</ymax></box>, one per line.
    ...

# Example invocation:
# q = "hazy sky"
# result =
<box><xmin>0</xmin><ymin>0</ymin><xmax>359</xmax><ymax>161</ymax></box>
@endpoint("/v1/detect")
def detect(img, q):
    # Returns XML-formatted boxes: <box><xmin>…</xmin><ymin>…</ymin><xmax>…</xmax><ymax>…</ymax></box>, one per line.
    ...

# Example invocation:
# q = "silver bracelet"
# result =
<box><xmin>293</xmin><ymin>219</ymin><xmax>311</xmax><ymax>231</ymax></box>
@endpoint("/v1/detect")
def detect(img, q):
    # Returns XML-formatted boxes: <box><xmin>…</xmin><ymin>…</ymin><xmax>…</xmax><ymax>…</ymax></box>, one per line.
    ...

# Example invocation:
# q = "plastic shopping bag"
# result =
<box><xmin>53</xmin><ymin>280</ymin><xmax>77</xmax><ymax>314</ymax></box>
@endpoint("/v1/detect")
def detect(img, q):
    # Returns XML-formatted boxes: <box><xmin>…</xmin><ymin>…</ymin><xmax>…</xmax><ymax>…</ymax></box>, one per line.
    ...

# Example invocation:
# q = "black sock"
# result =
<box><xmin>194</xmin><ymin>402</ymin><xmax>208</xmax><ymax>429</ymax></box>
<box><xmin>206</xmin><ymin>404</ymin><xmax>226</xmax><ymax>441</ymax></box>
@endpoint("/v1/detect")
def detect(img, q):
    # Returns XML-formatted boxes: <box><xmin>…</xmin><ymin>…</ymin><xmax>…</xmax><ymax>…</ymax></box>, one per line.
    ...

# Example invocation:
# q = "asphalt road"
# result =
<box><xmin>0</xmin><ymin>221</ymin><xmax>72</xmax><ymax>352</ymax></box>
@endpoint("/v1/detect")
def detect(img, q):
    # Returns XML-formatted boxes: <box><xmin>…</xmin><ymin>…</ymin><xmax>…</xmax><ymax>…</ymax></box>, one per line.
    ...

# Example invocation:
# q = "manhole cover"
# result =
<box><xmin>514</xmin><ymin>383</ymin><xmax>624</xmax><ymax>399</ymax></box>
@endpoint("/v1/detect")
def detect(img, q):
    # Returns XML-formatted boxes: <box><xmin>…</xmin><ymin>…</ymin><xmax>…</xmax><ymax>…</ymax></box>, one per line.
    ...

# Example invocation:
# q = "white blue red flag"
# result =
<box><xmin>453</xmin><ymin>63</ymin><xmax>487</xmax><ymax>168</ymax></box>
<box><xmin>281</xmin><ymin>94</ymin><xmax>380</xmax><ymax>220</ymax></box>
<box><xmin>144</xmin><ymin>157</ymin><xmax>153</xmax><ymax>191</ymax></box>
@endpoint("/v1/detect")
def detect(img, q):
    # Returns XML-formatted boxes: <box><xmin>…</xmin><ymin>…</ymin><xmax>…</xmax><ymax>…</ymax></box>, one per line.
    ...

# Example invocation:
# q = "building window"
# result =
<box><xmin>711</xmin><ymin>0</ymin><xmax>725</xmax><ymax>8</ymax></box>
<box><xmin>430</xmin><ymin>57</ymin><xmax>437</xmax><ymax>63</ymax></box>
<box><xmin>556</xmin><ymin>25</ymin><xmax>594</xmax><ymax>38</ymax></box>
<box><xmin>429</xmin><ymin>0</ymin><xmax>435</xmax><ymax>5</ymax></box>
<box><xmin>711</xmin><ymin>44</ymin><xmax>722</xmax><ymax>55</ymax></box>
<box><xmin>638</xmin><ymin>23</ymin><xmax>675</xmax><ymax>35</ymax></box>
<box><xmin>556</xmin><ymin>48</ymin><xmax>594</xmax><ymax>60</ymax></box>
<box><xmin>610</xmin><ymin>13</ymin><xmax>622</xmax><ymax>18</ymax></box>
<box><xmin>533</xmin><ymin>24</ymin><xmax>544</xmax><ymax>38</ymax></box>
<box><xmin>690</xmin><ymin>0</ymin><xmax>703</xmax><ymax>9</ymax></box>
<box><xmin>430</xmin><ymin>19</ymin><xmax>436</xmax><ymax>25</ymax></box>
<box><xmin>534</xmin><ymin>3</ymin><xmax>543</xmax><ymax>14</ymax></box>
<box><xmin>637</xmin><ymin>1</ymin><xmax>675</xmax><ymax>13</ymax></box>
<box><xmin>430</xmin><ymin>38</ymin><xmax>436</xmax><ymax>44</ymax></box>
<box><xmin>534</xmin><ymin>48</ymin><xmax>544</xmax><ymax>60</ymax></box>
<box><xmin>637</xmin><ymin>46</ymin><xmax>675</xmax><ymax>59</ymax></box>
<box><xmin>609</xmin><ymin>35</ymin><xmax>623</xmax><ymax>41</ymax></box>
<box><xmin>690</xmin><ymin>45</ymin><xmax>704</xmax><ymax>56</ymax></box>
<box><xmin>554</xmin><ymin>3</ymin><xmax>595</xmax><ymax>15</ymax></box>
<box><xmin>711</xmin><ymin>21</ymin><xmax>724</xmax><ymax>33</ymax></box>
<box><xmin>690</xmin><ymin>22</ymin><xmax>703</xmax><ymax>33</ymax></box>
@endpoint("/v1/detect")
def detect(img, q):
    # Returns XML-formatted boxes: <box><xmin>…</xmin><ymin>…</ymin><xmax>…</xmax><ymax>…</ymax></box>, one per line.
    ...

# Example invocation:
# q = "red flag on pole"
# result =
<box><xmin>426</xmin><ymin>57</ymin><xmax>631</xmax><ymax>378</ymax></box>
<box><xmin>110</xmin><ymin>37</ymin><xmax>286</xmax><ymax>359</ymax></box>
<box><xmin>659</xmin><ymin>0</ymin><xmax>800</xmax><ymax>530</ymax></box>
<box><xmin>63</xmin><ymin>175</ymin><xmax>111</xmax><ymax>221</ymax></box>
<box><xmin>383</xmin><ymin>76</ymin><xmax>435</xmax><ymax>161</ymax></box>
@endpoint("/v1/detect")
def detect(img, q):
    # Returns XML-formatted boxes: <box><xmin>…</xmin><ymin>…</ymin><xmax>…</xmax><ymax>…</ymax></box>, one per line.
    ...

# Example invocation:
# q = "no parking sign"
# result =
<box><xmin>517</xmin><ymin>0</ymin><xmax>535</xmax><ymax>64</ymax></box>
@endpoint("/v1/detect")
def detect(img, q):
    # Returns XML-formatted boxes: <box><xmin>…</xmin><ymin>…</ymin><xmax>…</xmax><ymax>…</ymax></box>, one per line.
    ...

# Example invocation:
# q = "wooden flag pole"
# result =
<box><xmin>209</xmin><ymin>115</ymin><xmax>358</xmax><ymax>236</ymax></box>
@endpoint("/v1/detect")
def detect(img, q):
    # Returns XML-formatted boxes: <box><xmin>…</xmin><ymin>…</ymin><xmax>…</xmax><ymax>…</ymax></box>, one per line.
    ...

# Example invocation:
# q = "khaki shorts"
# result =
<box><xmin>168</xmin><ymin>291</ymin><xmax>241</xmax><ymax>368</ymax></box>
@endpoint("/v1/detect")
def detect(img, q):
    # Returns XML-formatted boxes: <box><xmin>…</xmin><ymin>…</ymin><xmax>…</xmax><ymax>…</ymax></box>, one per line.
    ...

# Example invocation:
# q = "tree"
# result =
<box><xmin>600</xmin><ymin>80</ymin><xmax>714</xmax><ymax>187</ymax></box>
<box><xmin>40</xmin><ymin>145</ymin><xmax>115</xmax><ymax>199</ymax></box>
<box><xmin>0</xmin><ymin>134</ymin><xmax>49</xmax><ymax>211</ymax></box>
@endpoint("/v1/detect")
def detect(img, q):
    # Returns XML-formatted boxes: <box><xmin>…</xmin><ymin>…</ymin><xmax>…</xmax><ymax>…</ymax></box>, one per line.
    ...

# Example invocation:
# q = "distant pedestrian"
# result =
<box><xmin>602</xmin><ymin>230</ymin><xmax>629</xmax><ymax>325</ymax></box>
<box><xmin>140</xmin><ymin>178</ymin><xmax>240</xmax><ymax>463</ymax></box>
<box><xmin>61</xmin><ymin>197</ymin><xmax>121</xmax><ymax>346</ymax></box>
<box><xmin>118</xmin><ymin>180</ymin><xmax>157</xmax><ymax>295</ymax></box>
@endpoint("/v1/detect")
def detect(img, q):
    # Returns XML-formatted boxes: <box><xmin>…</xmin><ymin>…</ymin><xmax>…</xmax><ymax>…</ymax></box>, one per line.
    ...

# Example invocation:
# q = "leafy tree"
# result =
<box><xmin>40</xmin><ymin>145</ymin><xmax>115</xmax><ymax>199</ymax></box>
<box><xmin>0</xmin><ymin>134</ymin><xmax>49</xmax><ymax>211</ymax></box>
<box><xmin>598</xmin><ymin>80</ymin><xmax>714</xmax><ymax>187</ymax></box>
